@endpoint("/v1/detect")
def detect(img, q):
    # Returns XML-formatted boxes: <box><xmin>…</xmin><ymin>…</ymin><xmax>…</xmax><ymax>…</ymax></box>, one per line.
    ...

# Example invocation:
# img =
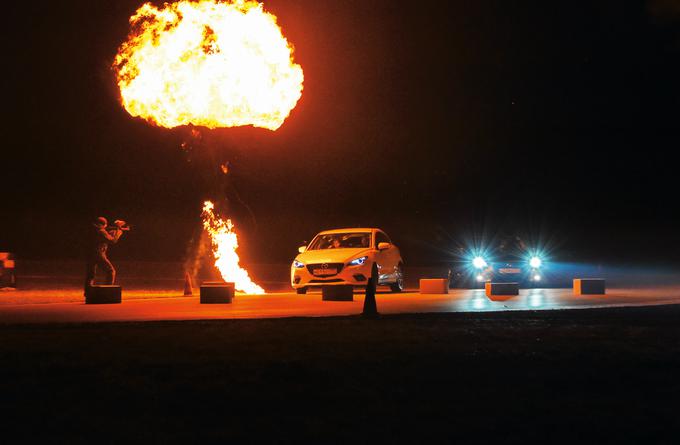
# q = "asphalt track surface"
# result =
<box><xmin>2</xmin><ymin>284</ymin><xmax>680</xmax><ymax>324</ymax></box>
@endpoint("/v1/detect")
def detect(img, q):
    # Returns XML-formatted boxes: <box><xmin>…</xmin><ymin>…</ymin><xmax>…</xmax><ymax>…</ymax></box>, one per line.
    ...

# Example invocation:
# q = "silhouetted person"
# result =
<box><xmin>84</xmin><ymin>217</ymin><xmax>127</xmax><ymax>290</ymax></box>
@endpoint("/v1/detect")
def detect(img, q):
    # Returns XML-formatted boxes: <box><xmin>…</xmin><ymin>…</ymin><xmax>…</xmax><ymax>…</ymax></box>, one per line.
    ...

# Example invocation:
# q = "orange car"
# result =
<box><xmin>291</xmin><ymin>228</ymin><xmax>404</xmax><ymax>294</ymax></box>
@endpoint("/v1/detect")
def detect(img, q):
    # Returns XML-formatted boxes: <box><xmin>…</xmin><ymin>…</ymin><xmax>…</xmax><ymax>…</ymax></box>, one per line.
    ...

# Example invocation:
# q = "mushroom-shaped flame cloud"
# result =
<box><xmin>114</xmin><ymin>0</ymin><xmax>304</xmax><ymax>130</ymax></box>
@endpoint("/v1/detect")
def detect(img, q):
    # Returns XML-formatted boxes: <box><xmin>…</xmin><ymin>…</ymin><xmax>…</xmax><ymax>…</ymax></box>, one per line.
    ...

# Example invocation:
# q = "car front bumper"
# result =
<box><xmin>291</xmin><ymin>262</ymin><xmax>372</xmax><ymax>288</ymax></box>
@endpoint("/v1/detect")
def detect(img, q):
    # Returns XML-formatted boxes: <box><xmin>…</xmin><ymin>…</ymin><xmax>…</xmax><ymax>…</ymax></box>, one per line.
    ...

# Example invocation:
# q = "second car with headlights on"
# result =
<box><xmin>450</xmin><ymin>236</ymin><xmax>548</xmax><ymax>288</ymax></box>
<box><xmin>291</xmin><ymin>228</ymin><xmax>404</xmax><ymax>294</ymax></box>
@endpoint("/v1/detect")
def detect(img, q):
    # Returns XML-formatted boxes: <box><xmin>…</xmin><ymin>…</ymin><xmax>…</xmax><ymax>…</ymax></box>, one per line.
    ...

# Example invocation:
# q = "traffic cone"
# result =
<box><xmin>362</xmin><ymin>278</ymin><xmax>379</xmax><ymax>318</ymax></box>
<box><xmin>183</xmin><ymin>273</ymin><xmax>193</xmax><ymax>296</ymax></box>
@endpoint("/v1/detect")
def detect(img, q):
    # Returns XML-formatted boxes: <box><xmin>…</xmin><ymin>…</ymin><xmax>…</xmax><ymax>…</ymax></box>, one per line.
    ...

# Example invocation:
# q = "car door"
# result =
<box><xmin>375</xmin><ymin>230</ymin><xmax>398</xmax><ymax>280</ymax></box>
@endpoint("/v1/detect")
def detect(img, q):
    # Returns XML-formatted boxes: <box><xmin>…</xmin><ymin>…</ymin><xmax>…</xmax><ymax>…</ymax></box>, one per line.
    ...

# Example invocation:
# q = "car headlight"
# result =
<box><xmin>472</xmin><ymin>256</ymin><xmax>487</xmax><ymax>269</ymax></box>
<box><xmin>529</xmin><ymin>256</ymin><xmax>542</xmax><ymax>268</ymax></box>
<box><xmin>349</xmin><ymin>256</ymin><xmax>368</xmax><ymax>266</ymax></box>
<box><xmin>293</xmin><ymin>260</ymin><xmax>305</xmax><ymax>269</ymax></box>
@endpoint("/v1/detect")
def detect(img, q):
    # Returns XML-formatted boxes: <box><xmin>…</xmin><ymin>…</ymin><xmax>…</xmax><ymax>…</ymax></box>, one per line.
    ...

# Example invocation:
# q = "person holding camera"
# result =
<box><xmin>84</xmin><ymin>216</ymin><xmax>129</xmax><ymax>290</ymax></box>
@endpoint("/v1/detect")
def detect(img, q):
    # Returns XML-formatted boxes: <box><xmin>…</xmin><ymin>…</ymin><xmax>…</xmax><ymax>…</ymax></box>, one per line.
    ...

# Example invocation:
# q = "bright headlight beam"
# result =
<box><xmin>530</xmin><ymin>257</ymin><xmax>542</xmax><ymax>268</ymax></box>
<box><xmin>472</xmin><ymin>256</ymin><xmax>487</xmax><ymax>269</ymax></box>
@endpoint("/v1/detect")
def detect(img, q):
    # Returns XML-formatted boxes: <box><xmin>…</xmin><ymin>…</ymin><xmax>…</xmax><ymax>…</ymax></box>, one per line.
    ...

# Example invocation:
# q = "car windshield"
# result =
<box><xmin>308</xmin><ymin>232</ymin><xmax>371</xmax><ymax>250</ymax></box>
<box><xmin>495</xmin><ymin>236</ymin><xmax>528</xmax><ymax>259</ymax></box>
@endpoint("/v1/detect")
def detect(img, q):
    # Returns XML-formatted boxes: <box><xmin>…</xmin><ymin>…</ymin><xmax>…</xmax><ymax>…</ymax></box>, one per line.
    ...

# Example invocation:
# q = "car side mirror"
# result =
<box><xmin>298</xmin><ymin>245</ymin><xmax>307</xmax><ymax>253</ymax></box>
<box><xmin>377</xmin><ymin>242</ymin><xmax>391</xmax><ymax>251</ymax></box>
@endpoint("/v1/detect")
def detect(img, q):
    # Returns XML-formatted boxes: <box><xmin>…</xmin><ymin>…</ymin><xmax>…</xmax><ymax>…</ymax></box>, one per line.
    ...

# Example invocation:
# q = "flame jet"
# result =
<box><xmin>114</xmin><ymin>0</ymin><xmax>304</xmax><ymax>130</ymax></box>
<box><xmin>202</xmin><ymin>201</ymin><xmax>264</xmax><ymax>294</ymax></box>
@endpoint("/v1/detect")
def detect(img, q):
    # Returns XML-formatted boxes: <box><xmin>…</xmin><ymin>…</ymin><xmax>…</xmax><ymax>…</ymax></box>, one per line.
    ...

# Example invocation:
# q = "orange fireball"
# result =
<box><xmin>114</xmin><ymin>0</ymin><xmax>303</xmax><ymax>130</ymax></box>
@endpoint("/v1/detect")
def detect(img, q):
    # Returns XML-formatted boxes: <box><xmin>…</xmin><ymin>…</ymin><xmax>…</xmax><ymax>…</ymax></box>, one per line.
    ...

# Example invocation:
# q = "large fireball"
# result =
<box><xmin>114</xmin><ymin>0</ymin><xmax>304</xmax><ymax>130</ymax></box>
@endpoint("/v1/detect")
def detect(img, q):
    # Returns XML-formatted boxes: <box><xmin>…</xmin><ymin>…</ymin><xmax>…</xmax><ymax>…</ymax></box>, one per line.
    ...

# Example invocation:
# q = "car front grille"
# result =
<box><xmin>306</xmin><ymin>263</ymin><xmax>345</xmax><ymax>276</ymax></box>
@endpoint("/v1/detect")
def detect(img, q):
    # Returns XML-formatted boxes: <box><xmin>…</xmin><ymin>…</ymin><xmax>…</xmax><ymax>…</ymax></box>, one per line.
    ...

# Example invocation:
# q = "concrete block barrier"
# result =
<box><xmin>573</xmin><ymin>278</ymin><xmax>606</xmax><ymax>295</ymax></box>
<box><xmin>322</xmin><ymin>285</ymin><xmax>354</xmax><ymax>301</ymax></box>
<box><xmin>85</xmin><ymin>285</ymin><xmax>122</xmax><ymax>304</ymax></box>
<box><xmin>200</xmin><ymin>282</ymin><xmax>235</xmax><ymax>304</ymax></box>
<box><xmin>485</xmin><ymin>282</ymin><xmax>519</xmax><ymax>297</ymax></box>
<box><xmin>419</xmin><ymin>278</ymin><xmax>449</xmax><ymax>294</ymax></box>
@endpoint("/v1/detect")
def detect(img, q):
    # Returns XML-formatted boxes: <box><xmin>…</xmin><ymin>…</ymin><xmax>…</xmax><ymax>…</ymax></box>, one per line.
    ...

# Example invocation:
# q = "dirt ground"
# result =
<box><xmin>1</xmin><ymin>305</ymin><xmax>678</xmax><ymax>443</ymax></box>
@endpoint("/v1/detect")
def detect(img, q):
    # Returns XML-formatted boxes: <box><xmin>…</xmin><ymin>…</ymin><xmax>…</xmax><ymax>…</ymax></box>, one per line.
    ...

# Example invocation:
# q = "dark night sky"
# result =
<box><xmin>2</xmin><ymin>0</ymin><xmax>679</xmax><ymax>265</ymax></box>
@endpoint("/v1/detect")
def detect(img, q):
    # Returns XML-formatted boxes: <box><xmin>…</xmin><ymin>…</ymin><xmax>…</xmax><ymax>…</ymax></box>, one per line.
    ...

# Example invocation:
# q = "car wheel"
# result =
<box><xmin>296</xmin><ymin>287</ymin><xmax>307</xmax><ymax>294</ymax></box>
<box><xmin>390</xmin><ymin>264</ymin><xmax>404</xmax><ymax>293</ymax></box>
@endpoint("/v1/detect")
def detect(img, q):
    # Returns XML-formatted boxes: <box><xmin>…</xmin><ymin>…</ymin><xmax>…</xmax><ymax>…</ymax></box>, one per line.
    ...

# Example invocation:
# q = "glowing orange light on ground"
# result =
<box><xmin>114</xmin><ymin>0</ymin><xmax>304</xmax><ymax>130</ymax></box>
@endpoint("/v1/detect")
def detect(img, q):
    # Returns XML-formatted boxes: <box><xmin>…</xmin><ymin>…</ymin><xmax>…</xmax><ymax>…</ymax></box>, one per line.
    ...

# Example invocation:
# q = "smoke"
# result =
<box><xmin>179</xmin><ymin>129</ymin><xmax>260</xmax><ymax>284</ymax></box>
<box><xmin>183</xmin><ymin>227</ymin><xmax>212</xmax><ymax>284</ymax></box>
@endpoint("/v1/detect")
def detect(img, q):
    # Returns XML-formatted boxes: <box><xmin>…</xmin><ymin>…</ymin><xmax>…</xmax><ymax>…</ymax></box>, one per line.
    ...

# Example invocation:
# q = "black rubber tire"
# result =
<box><xmin>296</xmin><ymin>287</ymin><xmax>307</xmax><ymax>294</ymax></box>
<box><xmin>390</xmin><ymin>264</ymin><xmax>404</xmax><ymax>293</ymax></box>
